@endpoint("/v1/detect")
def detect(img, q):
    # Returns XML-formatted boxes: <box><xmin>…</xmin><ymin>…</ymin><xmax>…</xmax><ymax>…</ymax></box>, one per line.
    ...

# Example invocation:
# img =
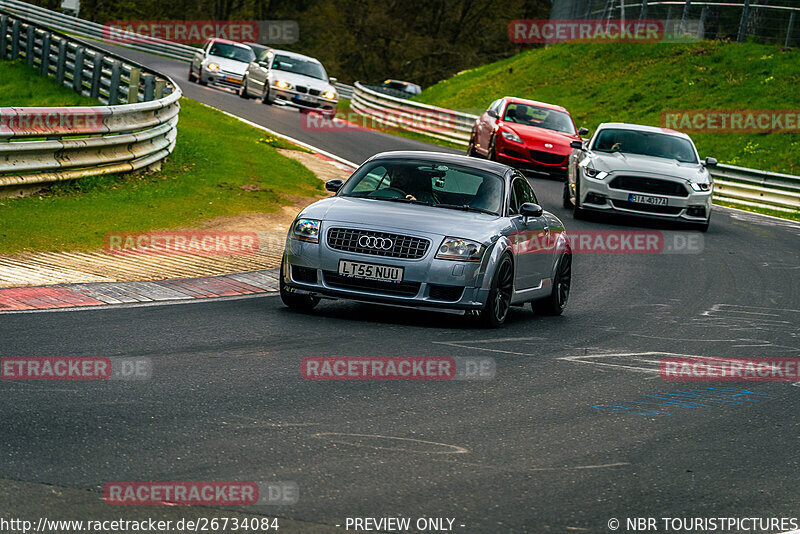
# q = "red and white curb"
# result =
<box><xmin>0</xmin><ymin>268</ymin><xmax>279</xmax><ymax>312</ymax></box>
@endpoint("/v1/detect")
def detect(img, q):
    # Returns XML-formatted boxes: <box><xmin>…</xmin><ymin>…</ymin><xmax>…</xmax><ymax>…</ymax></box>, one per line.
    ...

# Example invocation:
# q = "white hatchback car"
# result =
<box><xmin>240</xmin><ymin>49</ymin><xmax>338</xmax><ymax>117</ymax></box>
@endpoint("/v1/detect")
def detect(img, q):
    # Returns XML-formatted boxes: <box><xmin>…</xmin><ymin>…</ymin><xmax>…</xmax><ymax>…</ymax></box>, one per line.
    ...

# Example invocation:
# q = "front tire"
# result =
<box><xmin>467</xmin><ymin>129</ymin><xmax>479</xmax><ymax>157</ymax></box>
<box><xmin>533</xmin><ymin>253</ymin><xmax>571</xmax><ymax>316</ymax></box>
<box><xmin>188</xmin><ymin>65</ymin><xmax>197</xmax><ymax>83</ymax></box>
<box><xmin>480</xmin><ymin>254</ymin><xmax>514</xmax><ymax>328</ymax></box>
<box><xmin>573</xmin><ymin>177</ymin><xmax>585</xmax><ymax>219</ymax></box>
<box><xmin>487</xmin><ymin>136</ymin><xmax>498</xmax><ymax>161</ymax></box>
<box><xmin>562</xmin><ymin>181</ymin><xmax>574</xmax><ymax>209</ymax></box>
<box><xmin>279</xmin><ymin>264</ymin><xmax>320</xmax><ymax>311</ymax></box>
<box><xmin>239</xmin><ymin>77</ymin><xmax>250</xmax><ymax>99</ymax></box>
<box><xmin>262</xmin><ymin>86</ymin><xmax>273</xmax><ymax>105</ymax></box>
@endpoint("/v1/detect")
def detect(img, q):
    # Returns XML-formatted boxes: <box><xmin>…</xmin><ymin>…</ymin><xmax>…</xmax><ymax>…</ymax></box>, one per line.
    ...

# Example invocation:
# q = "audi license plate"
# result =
<box><xmin>628</xmin><ymin>193</ymin><xmax>668</xmax><ymax>206</ymax></box>
<box><xmin>338</xmin><ymin>260</ymin><xmax>403</xmax><ymax>283</ymax></box>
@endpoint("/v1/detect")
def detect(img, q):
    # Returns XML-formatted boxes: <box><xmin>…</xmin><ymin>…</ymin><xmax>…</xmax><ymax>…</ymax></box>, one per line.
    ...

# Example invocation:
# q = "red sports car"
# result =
<box><xmin>467</xmin><ymin>97</ymin><xmax>588</xmax><ymax>178</ymax></box>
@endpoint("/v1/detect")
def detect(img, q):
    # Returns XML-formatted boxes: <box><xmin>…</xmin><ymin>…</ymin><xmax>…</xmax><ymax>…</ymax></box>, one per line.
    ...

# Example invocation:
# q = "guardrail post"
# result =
<box><xmin>127</xmin><ymin>68</ymin><xmax>141</xmax><ymax>104</ymax></box>
<box><xmin>11</xmin><ymin>20</ymin><xmax>20</xmax><ymax>59</ymax></box>
<box><xmin>679</xmin><ymin>0</ymin><xmax>691</xmax><ymax>34</ymax></box>
<box><xmin>737</xmin><ymin>0</ymin><xmax>751</xmax><ymax>43</ymax></box>
<box><xmin>143</xmin><ymin>75</ymin><xmax>155</xmax><ymax>101</ymax></box>
<box><xmin>25</xmin><ymin>25</ymin><xmax>34</xmax><ymax>66</ymax></box>
<box><xmin>787</xmin><ymin>12</ymin><xmax>796</xmax><ymax>48</ymax></box>
<box><xmin>56</xmin><ymin>39</ymin><xmax>67</xmax><ymax>84</ymax></box>
<box><xmin>154</xmin><ymin>80</ymin><xmax>166</xmax><ymax>99</ymax></box>
<box><xmin>40</xmin><ymin>32</ymin><xmax>51</xmax><ymax>76</ymax></box>
<box><xmin>0</xmin><ymin>16</ymin><xmax>8</xmax><ymax>60</ymax></box>
<box><xmin>639</xmin><ymin>0</ymin><xmax>648</xmax><ymax>20</ymax></box>
<box><xmin>697</xmin><ymin>6</ymin><xmax>707</xmax><ymax>39</ymax></box>
<box><xmin>90</xmin><ymin>53</ymin><xmax>103</xmax><ymax>99</ymax></box>
<box><xmin>108</xmin><ymin>60</ymin><xmax>121</xmax><ymax>105</ymax></box>
<box><xmin>73</xmin><ymin>46</ymin><xmax>85</xmax><ymax>93</ymax></box>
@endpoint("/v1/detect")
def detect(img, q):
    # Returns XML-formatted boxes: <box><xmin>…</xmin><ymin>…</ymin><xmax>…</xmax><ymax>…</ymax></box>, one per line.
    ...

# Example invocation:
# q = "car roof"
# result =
<box><xmin>270</xmin><ymin>49</ymin><xmax>322</xmax><ymax>64</ymax></box>
<box><xmin>503</xmin><ymin>97</ymin><xmax>569</xmax><ymax>114</ymax></box>
<box><xmin>366</xmin><ymin>151</ymin><xmax>516</xmax><ymax>178</ymax></box>
<box><xmin>208</xmin><ymin>38</ymin><xmax>251</xmax><ymax>49</ymax></box>
<box><xmin>596</xmin><ymin>122</ymin><xmax>692</xmax><ymax>140</ymax></box>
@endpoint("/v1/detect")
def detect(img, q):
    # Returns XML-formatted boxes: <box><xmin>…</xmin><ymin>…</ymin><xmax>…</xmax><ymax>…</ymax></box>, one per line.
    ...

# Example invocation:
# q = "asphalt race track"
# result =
<box><xmin>2</xmin><ymin>44</ymin><xmax>800</xmax><ymax>533</ymax></box>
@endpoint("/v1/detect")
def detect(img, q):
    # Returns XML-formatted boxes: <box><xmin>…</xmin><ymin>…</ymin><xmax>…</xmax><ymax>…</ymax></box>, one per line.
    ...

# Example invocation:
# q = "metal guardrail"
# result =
<box><xmin>0</xmin><ymin>0</ymin><xmax>198</xmax><ymax>61</ymax></box>
<box><xmin>352</xmin><ymin>82</ymin><xmax>477</xmax><ymax>146</ymax></box>
<box><xmin>335</xmin><ymin>83</ymin><xmax>353</xmax><ymax>99</ymax></box>
<box><xmin>0</xmin><ymin>9</ymin><xmax>181</xmax><ymax>192</ymax></box>
<box><xmin>710</xmin><ymin>164</ymin><xmax>800</xmax><ymax>213</ymax></box>
<box><xmin>352</xmin><ymin>82</ymin><xmax>799</xmax><ymax>213</ymax></box>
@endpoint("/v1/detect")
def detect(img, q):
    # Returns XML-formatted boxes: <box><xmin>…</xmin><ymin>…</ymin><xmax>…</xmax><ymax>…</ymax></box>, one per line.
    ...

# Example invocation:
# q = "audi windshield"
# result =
<box><xmin>339</xmin><ymin>159</ymin><xmax>505</xmax><ymax>215</ymax></box>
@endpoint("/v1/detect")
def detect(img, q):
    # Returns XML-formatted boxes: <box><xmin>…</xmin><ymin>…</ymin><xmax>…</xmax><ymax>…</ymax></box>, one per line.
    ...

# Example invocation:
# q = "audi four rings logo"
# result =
<box><xmin>358</xmin><ymin>235</ymin><xmax>394</xmax><ymax>250</ymax></box>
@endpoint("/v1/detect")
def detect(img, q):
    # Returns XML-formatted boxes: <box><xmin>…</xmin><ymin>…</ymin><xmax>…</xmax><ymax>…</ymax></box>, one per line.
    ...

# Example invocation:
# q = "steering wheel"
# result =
<box><xmin>367</xmin><ymin>187</ymin><xmax>406</xmax><ymax>199</ymax></box>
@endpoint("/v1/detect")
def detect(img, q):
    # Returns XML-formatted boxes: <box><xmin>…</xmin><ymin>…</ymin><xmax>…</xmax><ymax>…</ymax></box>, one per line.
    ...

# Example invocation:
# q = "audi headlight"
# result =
<box><xmin>501</xmin><ymin>130</ymin><xmax>522</xmax><ymax>144</ymax></box>
<box><xmin>436</xmin><ymin>237</ymin><xmax>484</xmax><ymax>262</ymax></box>
<box><xmin>206</xmin><ymin>62</ymin><xmax>220</xmax><ymax>71</ymax></box>
<box><xmin>322</xmin><ymin>90</ymin><xmax>337</xmax><ymax>100</ymax></box>
<box><xmin>292</xmin><ymin>218</ymin><xmax>320</xmax><ymax>243</ymax></box>
<box><xmin>584</xmin><ymin>167</ymin><xmax>609</xmax><ymax>180</ymax></box>
<box><xmin>690</xmin><ymin>182</ymin><xmax>712</xmax><ymax>192</ymax></box>
<box><xmin>275</xmin><ymin>80</ymin><xmax>292</xmax><ymax>89</ymax></box>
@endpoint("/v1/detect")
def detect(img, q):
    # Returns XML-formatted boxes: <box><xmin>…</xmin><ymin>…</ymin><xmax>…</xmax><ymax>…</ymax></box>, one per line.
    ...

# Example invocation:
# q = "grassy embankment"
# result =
<box><xmin>0</xmin><ymin>60</ymin><xmax>323</xmax><ymax>253</ymax></box>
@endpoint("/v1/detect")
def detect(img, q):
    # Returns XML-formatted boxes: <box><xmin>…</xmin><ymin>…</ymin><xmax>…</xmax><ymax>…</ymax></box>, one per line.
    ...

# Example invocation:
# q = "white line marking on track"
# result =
<box><xmin>312</xmin><ymin>433</ymin><xmax>468</xmax><ymax>454</ymax></box>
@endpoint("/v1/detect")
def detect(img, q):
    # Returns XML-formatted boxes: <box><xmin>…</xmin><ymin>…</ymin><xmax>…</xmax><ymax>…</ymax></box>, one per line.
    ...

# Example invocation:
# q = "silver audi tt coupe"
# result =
<box><xmin>564</xmin><ymin>123</ymin><xmax>715</xmax><ymax>231</ymax></box>
<box><xmin>280</xmin><ymin>151</ymin><xmax>572</xmax><ymax>327</ymax></box>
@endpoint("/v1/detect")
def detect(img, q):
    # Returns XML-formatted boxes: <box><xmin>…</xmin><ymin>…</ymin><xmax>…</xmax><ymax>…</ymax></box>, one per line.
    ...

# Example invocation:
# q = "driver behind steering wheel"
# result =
<box><xmin>390</xmin><ymin>167</ymin><xmax>434</xmax><ymax>204</ymax></box>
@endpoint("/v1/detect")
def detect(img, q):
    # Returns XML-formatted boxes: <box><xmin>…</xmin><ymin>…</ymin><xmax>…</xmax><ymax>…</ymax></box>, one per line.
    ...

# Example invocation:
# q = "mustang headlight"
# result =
<box><xmin>275</xmin><ymin>80</ymin><xmax>292</xmax><ymax>89</ymax></box>
<box><xmin>206</xmin><ymin>62</ymin><xmax>220</xmax><ymax>71</ymax></box>
<box><xmin>322</xmin><ymin>90</ymin><xmax>337</xmax><ymax>100</ymax></box>
<box><xmin>436</xmin><ymin>237</ymin><xmax>484</xmax><ymax>262</ymax></box>
<box><xmin>690</xmin><ymin>182</ymin><xmax>712</xmax><ymax>192</ymax></box>
<box><xmin>501</xmin><ymin>130</ymin><xmax>522</xmax><ymax>144</ymax></box>
<box><xmin>292</xmin><ymin>218</ymin><xmax>320</xmax><ymax>243</ymax></box>
<box><xmin>583</xmin><ymin>166</ymin><xmax>609</xmax><ymax>180</ymax></box>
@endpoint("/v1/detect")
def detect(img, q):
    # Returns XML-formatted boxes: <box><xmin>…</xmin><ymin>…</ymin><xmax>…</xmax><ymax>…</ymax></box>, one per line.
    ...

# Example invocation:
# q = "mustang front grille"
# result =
<box><xmin>327</xmin><ymin>228</ymin><xmax>430</xmax><ymax>259</ymax></box>
<box><xmin>609</xmin><ymin>176</ymin><xmax>689</xmax><ymax>197</ymax></box>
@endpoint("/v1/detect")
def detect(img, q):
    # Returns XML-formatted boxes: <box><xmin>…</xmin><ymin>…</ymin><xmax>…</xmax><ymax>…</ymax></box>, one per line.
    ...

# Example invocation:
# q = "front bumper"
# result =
<box><xmin>578</xmin><ymin>172</ymin><xmax>712</xmax><ymax>223</ymax></box>
<box><xmin>494</xmin><ymin>137</ymin><xmax>569</xmax><ymax>177</ymax></box>
<box><xmin>272</xmin><ymin>87</ymin><xmax>337</xmax><ymax>114</ymax></box>
<box><xmin>282</xmin><ymin>232</ymin><xmax>491</xmax><ymax>312</ymax></box>
<box><xmin>202</xmin><ymin>69</ymin><xmax>244</xmax><ymax>89</ymax></box>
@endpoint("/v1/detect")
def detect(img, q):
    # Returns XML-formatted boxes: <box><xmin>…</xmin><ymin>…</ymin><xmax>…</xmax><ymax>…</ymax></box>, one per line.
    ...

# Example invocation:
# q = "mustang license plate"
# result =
<box><xmin>628</xmin><ymin>193</ymin><xmax>668</xmax><ymax>206</ymax></box>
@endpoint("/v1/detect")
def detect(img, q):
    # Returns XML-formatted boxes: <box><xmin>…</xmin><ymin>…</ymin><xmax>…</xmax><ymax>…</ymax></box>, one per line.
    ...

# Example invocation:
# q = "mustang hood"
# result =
<box><xmin>298</xmin><ymin>197</ymin><xmax>503</xmax><ymax>242</ymax></box>
<box><xmin>589</xmin><ymin>152</ymin><xmax>709</xmax><ymax>183</ymax></box>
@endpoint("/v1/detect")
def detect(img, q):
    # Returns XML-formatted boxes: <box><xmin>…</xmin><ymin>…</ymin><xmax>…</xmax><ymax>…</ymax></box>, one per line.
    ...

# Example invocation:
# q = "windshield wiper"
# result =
<box><xmin>432</xmin><ymin>203</ymin><xmax>497</xmax><ymax>216</ymax></box>
<box><xmin>368</xmin><ymin>196</ymin><xmax>432</xmax><ymax>205</ymax></box>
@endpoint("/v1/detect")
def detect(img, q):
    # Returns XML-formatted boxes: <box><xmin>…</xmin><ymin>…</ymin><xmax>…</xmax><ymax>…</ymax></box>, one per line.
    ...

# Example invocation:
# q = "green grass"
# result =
<box><xmin>0</xmin><ymin>60</ymin><xmax>99</xmax><ymax>106</ymax></box>
<box><xmin>715</xmin><ymin>200</ymin><xmax>800</xmax><ymax>223</ymax></box>
<box><xmin>0</xmin><ymin>60</ymin><xmax>324</xmax><ymax>253</ymax></box>
<box><xmin>413</xmin><ymin>41</ymin><xmax>800</xmax><ymax>176</ymax></box>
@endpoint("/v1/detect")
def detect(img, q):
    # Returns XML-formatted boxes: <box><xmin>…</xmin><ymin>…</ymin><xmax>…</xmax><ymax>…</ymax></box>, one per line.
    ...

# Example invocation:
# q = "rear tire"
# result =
<box><xmin>562</xmin><ymin>182</ymin><xmax>574</xmax><ymax>209</ymax></box>
<box><xmin>279</xmin><ymin>264</ymin><xmax>320</xmax><ymax>311</ymax></box>
<box><xmin>479</xmin><ymin>254</ymin><xmax>514</xmax><ymax>328</ymax></box>
<box><xmin>533</xmin><ymin>253</ymin><xmax>571</xmax><ymax>316</ymax></box>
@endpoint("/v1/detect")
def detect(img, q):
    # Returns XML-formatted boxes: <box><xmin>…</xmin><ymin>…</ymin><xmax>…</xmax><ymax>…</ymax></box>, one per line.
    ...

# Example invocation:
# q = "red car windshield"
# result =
<box><xmin>502</xmin><ymin>102</ymin><xmax>576</xmax><ymax>135</ymax></box>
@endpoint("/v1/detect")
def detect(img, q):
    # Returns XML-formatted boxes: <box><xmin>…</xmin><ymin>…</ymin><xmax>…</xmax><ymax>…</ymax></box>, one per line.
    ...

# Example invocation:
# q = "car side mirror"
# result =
<box><xmin>704</xmin><ymin>156</ymin><xmax>718</xmax><ymax>167</ymax></box>
<box><xmin>570</xmin><ymin>140</ymin><xmax>584</xmax><ymax>150</ymax></box>
<box><xmin>325</xmin><ymin>179</ymin><xmax>344</xmax><ymax>192</ymax></box>
<box><xmin>578</xmin><ymin>127</ymin><xmax>589</xmax><ymax>136</ymax></box>
<box><xmin>329</xmin><ymin>77</ymin><xmax>338</xmax><ymax>84</ymax></box>
<box><xmin>520</xmin><ymin>202</ymin><xmax>543</xmax><ymax>218</ymax></box>
<box><xmin>487</xmin><ymin>109</ymin><xmax>498</xmax><ymax>119</ymax></box>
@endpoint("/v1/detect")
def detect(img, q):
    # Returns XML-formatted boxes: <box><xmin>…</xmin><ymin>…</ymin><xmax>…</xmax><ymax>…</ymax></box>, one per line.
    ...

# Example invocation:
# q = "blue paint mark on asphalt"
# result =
<box><xmin>593</xmin><ymin>386</ymin><xmax>777</xmax><ymax>416</ymax></box>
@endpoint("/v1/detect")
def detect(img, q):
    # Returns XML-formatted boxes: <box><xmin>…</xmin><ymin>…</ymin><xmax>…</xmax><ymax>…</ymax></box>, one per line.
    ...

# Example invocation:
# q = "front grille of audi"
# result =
<box><xmin>327</xmin><ymin>228</ymin><xmax>429</xmax><ymax>259</ymax></box>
